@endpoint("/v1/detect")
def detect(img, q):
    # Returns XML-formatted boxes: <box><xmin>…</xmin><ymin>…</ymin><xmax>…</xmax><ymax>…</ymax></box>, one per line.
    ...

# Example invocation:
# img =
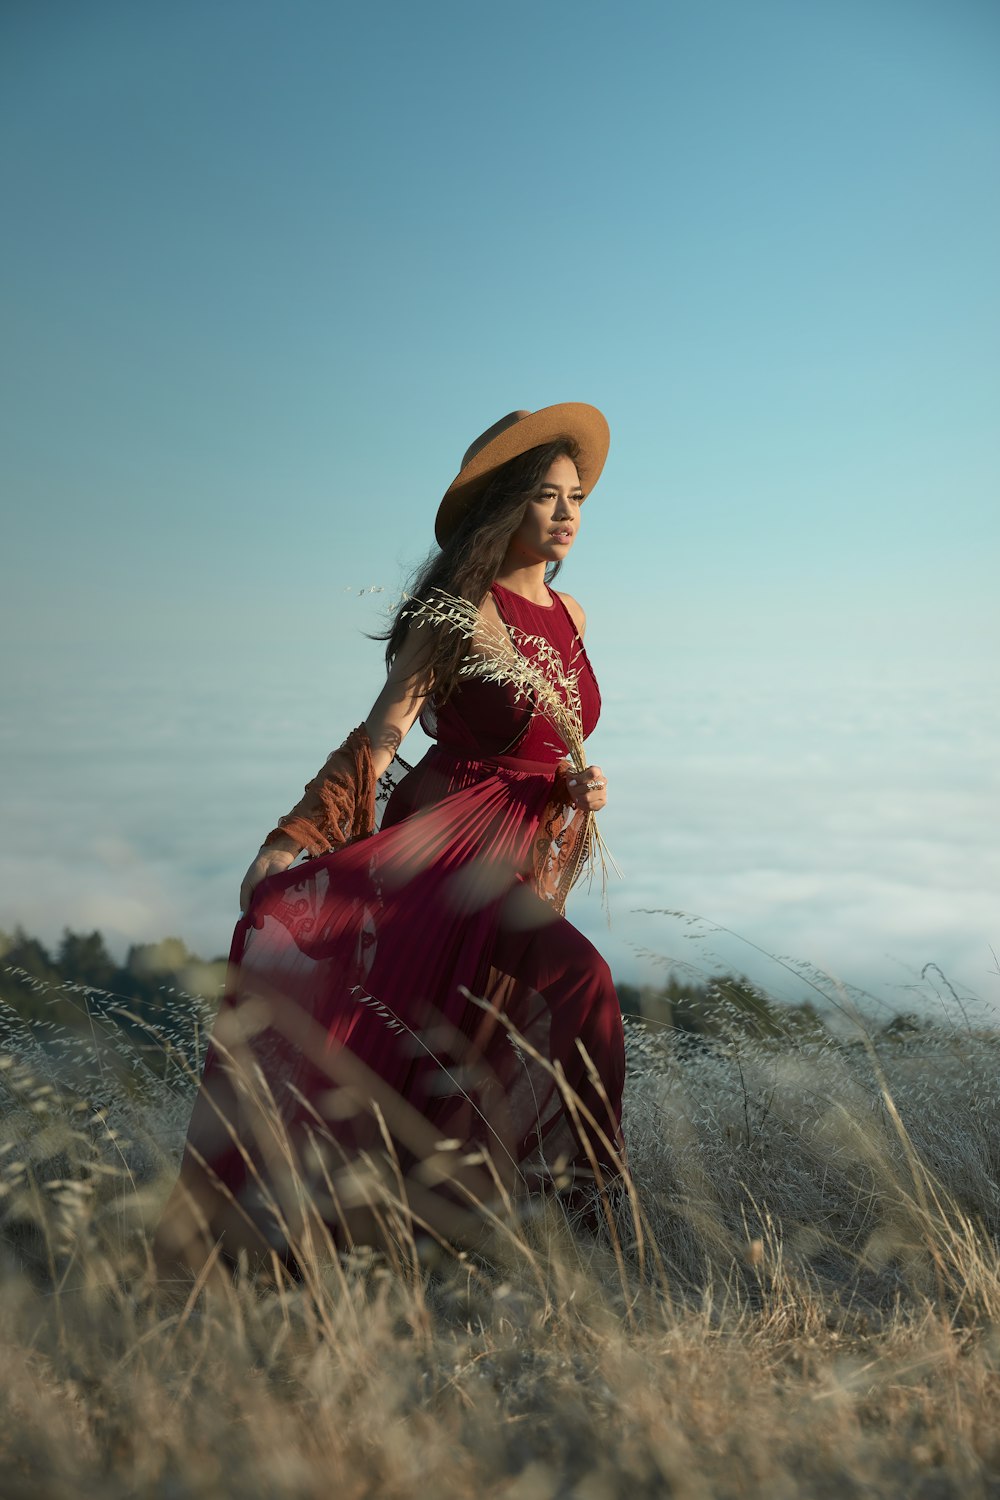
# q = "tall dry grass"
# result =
<box><xmin>2</xmin><ymin>953</ymin><xmax>1000</xmax><ymax>1498</ymax></box>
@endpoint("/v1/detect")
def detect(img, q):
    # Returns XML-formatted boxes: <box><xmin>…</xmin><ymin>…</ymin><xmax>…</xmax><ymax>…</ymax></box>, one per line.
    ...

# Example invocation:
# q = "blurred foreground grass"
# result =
<box><xmin>2</xmin><ymin>944</ymin><xmax>1000</xmax><ymax>1498</ymax></box>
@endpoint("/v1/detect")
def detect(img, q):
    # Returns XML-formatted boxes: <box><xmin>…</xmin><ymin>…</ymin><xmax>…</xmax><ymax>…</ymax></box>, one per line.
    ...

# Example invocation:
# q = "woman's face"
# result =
<box><xmin>504</xmin><ymin>454</ymin><xmax>584</xmax><ymax>568</ymax></box>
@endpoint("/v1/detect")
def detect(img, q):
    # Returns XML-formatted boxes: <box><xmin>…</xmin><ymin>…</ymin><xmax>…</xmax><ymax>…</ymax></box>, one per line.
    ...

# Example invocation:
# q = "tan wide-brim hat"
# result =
<box><xmin>435</xmin><ymin>402</ymin><xmax>610</xmax><ymax>547</ymax></box>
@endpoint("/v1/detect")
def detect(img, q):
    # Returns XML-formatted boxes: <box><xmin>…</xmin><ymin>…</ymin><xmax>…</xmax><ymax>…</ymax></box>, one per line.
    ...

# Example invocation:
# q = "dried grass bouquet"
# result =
<box><xmin>403</xmin><ymin>586</ymin><xmax>621</xmax><ymax>908</ymax></box>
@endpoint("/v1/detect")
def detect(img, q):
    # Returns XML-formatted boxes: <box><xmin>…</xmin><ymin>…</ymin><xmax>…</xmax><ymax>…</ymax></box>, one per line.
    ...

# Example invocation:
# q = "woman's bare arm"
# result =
<box><xmin>239</xmin><ymin>621</ymin><xmax>436</xmax><ymax>910</ymax></box>
<box><xmin>363</xmin><ymin>618</ymin><xmax>437</xmax><ymax>781</ymax></box>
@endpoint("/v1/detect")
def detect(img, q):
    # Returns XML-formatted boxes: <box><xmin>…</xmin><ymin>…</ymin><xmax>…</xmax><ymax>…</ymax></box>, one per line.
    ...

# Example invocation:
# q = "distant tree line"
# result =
<box><xmin>1</xmin><ymin>912</ymin><xmax>839</xmax><ymax>1044</ymax></box>
<box><xmin>0</xmin><ymin>925</ymin><xmax>229</xmax><ymax>1084</ymax></box>
<box><xmin>0</xmin><ymin>923</ymin><xmax>840</xmax><ymax>1063</ymax></box>
<box><xmin>0</xmin><ymin>925</ymin><xmax>228</xmax><ymax>1018</ymax></box>
<box><xmin>614</xmin><ymin>974</ymin><xmax>829</xmax><ymax>1044</ymax></box>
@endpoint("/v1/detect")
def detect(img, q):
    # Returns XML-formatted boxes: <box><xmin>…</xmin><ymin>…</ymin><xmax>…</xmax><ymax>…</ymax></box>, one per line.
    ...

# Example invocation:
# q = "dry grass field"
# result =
<box><xmin>2</xmin><ymin>956</ymin><xmax>1000</xmax><ymax>1499</ymax></box>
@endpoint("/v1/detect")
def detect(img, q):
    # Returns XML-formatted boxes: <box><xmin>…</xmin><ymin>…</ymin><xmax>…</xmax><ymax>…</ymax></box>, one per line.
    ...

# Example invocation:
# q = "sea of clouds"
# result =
<box><xmin>2</xmin><ymin>643</ymin><xmax>996</xmax><ymax>1028</ymax></box>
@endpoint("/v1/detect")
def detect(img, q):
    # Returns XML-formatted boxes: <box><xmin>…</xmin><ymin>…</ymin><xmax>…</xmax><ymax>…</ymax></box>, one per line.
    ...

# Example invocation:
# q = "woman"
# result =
<box><xmin>155</xmin><ymin>404</ymin><xmax>627</xmax><ymax>1279</ymax></box>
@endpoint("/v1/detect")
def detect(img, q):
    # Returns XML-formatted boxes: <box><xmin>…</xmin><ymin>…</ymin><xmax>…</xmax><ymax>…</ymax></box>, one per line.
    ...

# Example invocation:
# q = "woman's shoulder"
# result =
<box><xmin>554</xmin><ymin>591</ymin><xmax>586</xmax><ymax>639</ymax></box>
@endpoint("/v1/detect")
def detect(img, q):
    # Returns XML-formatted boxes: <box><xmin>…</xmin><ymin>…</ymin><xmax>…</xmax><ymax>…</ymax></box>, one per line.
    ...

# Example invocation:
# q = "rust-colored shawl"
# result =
<box><xmin>261</xmin><ymin>723</ymin><xmax>591</xmax><ymax>917</ymax></box>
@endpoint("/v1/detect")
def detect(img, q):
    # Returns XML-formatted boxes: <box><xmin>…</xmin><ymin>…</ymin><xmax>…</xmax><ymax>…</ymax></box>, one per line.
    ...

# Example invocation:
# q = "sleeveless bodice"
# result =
<box><xmin>421</xmin><ymin>581</ymin><xmax>601</xmax><ymax>763</ymax></box>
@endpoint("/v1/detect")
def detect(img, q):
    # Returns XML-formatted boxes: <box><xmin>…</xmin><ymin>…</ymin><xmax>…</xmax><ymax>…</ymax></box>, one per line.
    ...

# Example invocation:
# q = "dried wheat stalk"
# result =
<box><xmin>403</xmin><ymin>586</ymin><xmax>622</xmax><ymax>907</ymax></box>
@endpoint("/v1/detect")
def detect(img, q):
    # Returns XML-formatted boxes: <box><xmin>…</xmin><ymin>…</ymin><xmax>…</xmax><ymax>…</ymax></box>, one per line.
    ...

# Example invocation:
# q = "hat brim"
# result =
<box><xmin>434</xmin><ymin>402</ymin><xmax>610</xmax><ymax>547</ymax></box>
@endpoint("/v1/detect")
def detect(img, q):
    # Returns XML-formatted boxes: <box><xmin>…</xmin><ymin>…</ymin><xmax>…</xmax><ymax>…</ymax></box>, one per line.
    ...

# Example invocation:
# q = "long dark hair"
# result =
<box><xmin>369</xmin><ymin>436</ymin><xmax>581</xmax><ymax>707</ymax></box>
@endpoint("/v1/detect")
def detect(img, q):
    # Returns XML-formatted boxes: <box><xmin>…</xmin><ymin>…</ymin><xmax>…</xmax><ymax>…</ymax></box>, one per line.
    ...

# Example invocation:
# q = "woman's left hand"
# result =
<box><xmin>565</xmin><ymin>765</ymin><xmax>608</xmax><ymax>812</ymax></box>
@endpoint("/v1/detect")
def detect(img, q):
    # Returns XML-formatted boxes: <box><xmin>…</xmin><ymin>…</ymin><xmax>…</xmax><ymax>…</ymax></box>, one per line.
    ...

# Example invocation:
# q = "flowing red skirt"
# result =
<box><xmin>171</xmin><ymin>743</ymin><xmax>627</xmax><ymax>1266</ymax></box>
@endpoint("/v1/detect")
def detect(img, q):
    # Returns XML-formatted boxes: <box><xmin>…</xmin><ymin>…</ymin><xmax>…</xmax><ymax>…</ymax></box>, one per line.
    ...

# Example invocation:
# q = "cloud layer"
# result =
<box><xmin>2</xmin><ymin>662</ymin><xmax>996</xmax><ymax>1023</ymax></box>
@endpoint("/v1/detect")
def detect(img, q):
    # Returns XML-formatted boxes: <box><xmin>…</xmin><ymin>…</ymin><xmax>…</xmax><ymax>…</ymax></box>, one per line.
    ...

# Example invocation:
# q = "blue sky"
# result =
<box><xmin>1</xmin><ymin>0</ymin><xmax>997</xmax><ymax>1016</ymax></box>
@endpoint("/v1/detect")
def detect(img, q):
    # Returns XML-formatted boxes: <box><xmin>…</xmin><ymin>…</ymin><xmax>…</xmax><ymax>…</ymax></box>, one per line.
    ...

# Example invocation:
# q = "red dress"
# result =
<box><xmin>171</xmin><ymin>582</ymin><xmax>626</xmax><ymax>1265</ymax></box>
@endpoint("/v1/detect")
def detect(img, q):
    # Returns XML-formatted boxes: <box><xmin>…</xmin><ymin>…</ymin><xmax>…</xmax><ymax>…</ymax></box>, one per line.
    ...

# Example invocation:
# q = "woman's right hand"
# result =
<box><xmin>239</xmin><ymin>844</ymin><xmax>297</xmax><ymax>915</ymax></box>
